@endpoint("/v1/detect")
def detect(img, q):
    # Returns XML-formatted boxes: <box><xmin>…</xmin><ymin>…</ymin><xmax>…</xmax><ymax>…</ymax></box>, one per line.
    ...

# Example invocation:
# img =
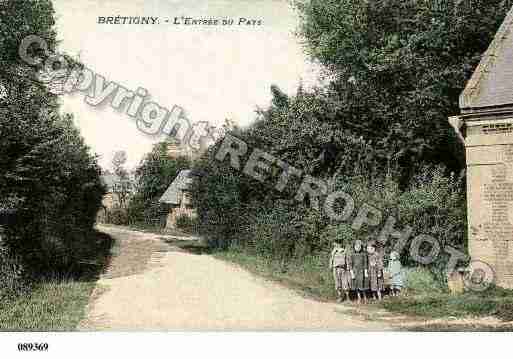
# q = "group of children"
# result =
<box><xmin>329</xmin><ymin>240</ymin><xmax>404</xmax><ymax>303</ymax></box>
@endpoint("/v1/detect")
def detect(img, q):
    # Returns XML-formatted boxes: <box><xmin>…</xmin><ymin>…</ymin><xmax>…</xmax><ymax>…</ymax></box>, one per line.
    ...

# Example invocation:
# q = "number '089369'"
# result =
<box><xmin>17</xmin><ymin>343</ymin><xmax>49</xmax><ymax>351</ymax></box>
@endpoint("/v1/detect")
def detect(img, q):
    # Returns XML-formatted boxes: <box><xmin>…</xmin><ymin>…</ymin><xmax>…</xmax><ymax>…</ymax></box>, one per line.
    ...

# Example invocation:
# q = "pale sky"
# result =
<box><xmin>52</xmin><ymin>0</ymin><xmax>318</xmax><ymax>169</ymax></box>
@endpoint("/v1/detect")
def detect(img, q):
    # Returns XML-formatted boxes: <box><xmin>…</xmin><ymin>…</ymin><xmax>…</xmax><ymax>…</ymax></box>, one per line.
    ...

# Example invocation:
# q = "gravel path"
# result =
<box><xmin>79</xmin><ymin>225</ymin><xmax>391</xmax><ymax>331</ymax></box>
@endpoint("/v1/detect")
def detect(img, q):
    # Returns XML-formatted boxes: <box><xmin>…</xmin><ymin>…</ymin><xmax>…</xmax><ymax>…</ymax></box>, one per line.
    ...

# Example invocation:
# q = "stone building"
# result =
<box><xmin>450</xmin><ymin>7</ymin><xmax>513</xmax><ymax>288</ymax></box>
<box><xmin>159</xmin><ymin>170</ymin><xmax>198</xmax><ymax>229</ymax></box>
<box><xmin>97</xmin><ymin>172</ymin><xmax>136</xmax><ymax>222</ymax></box>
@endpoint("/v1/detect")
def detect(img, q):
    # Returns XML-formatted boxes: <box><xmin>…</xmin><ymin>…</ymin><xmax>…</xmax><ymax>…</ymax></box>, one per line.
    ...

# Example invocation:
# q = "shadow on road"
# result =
<box><xmin>160</xmin><ymin>238</ymin><xmax>213</xmax><ymax>255</ymax></box>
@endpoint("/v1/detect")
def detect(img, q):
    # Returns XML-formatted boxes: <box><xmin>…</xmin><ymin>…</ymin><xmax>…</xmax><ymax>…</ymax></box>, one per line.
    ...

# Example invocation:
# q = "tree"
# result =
<box><xmin>294</xmin><ymin>0</ymin><xmax>511</xmax><ymax>177</ymax></box>
<box><xmin>127</xmin><ymin>142</ymin><xmax>191</xmax><ymax>224</ymax></box>
<box><xmin>112</xmin><ymin>151</ymin><xmax>128</xmax><ymax>175</ymax></box>
<box><xmin>111</xmin><ymin>151</ymin><xmax>131</xmax><ymax>208</ymax></box>
<box><xmin>0</xmin><ymin>0</ymin><xmax>105</xmax><ymax>273</ymax></box>
<box><xmin>191</xmin><ymin>0</ymin><xmax>508</xmax><ymax>257</ymax></box>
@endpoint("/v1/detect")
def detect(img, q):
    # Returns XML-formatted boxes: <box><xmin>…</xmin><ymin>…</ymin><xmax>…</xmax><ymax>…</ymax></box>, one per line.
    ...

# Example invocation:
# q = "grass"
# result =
<box><xmin>0</xmin><ymin>279</ymin><xmax>97</xmax><ymax>331</ymax></box>
<box><xmin>213</xmin><ymin>248</ymin><xmax>334</xmax><ymax>301</ymax></box>
<box><xmin>83</xmin><ymin>223</ymin><xmax>513</xmax><ymax>329</ymax></box>
<box><xmin>214</xmin><ymin>249</ymin><xmax>513</xmax><ymax>325</ymax></box>
<box><xmin>0</xmin><ymin>230</ymin><xmax>114</xmax><ymax>331</ymax></box>
<box><xmin>377</xmin><ymin>267</ymin><xmax>513</xmax><ymax>323</ymax></box>
<box><xmin>381</xmin><ymin>285</ymin><xmax>513</xmax><ymax>321</ymax></box>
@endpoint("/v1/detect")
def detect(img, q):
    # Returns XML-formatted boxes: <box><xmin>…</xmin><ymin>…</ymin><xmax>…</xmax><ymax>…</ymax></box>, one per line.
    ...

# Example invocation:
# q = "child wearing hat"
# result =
<box><xmin>388</xmin><ymin>251</ymin><xmax>404</xmax><ymax>296</ymax></box>
<box><xmin>330</xmin><ymin>242</ymin><xmax>351</xmax><ymax>302</ymax></box>
<box><xmin>367</xmin><ymin>242</ymin><xmax>384</xmax><ymax>301</ymax></box>
<box><xmin>349</xmin><ymin>240</ymin><xmax>369</xmax><ymax>304</ymax></box>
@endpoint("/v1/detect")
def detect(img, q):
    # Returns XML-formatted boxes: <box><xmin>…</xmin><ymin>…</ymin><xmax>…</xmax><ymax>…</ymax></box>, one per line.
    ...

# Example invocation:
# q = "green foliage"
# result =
<box><xmin>142</xmin><ymin>201</ymin><xmax>168</xmax><ymax>226</ymax></box>
<box><xmin>134</xmin><ymin>142</ymin><xmax>191</xmax><ymax>201</ymax></box>
<box><xmin>0</xmin><ymin>279</ymin><xmax>95</xmax><ymax>330</ymax></box>
<box><xmin>320</xmin><ymin>223</ymin><xmax>358</xmax><ymax>249</ymax></box>
<box><xmin>0</xmin><ymin>0</ymin><xmax>57</xmax><ymax>75</ymax></box>
<box><xmin>403</xmin><ymin>267</ymin><xmax>444</xmax><ymax>294</ymax></box>
<box><xmin>111</xmin><ymin>150</ymin><xmax>131</xmax><ymax>208</ymax></box>
<box><xmin>191</xmin><ymin>143</ymin><xmax>249</xmax><ymax>247</ymax></box>
<box><xmin>382</xmin><ymin>285</ymin><xmax>513</xmax><ymax>322</ymax></box>
<box><xmin>191</xmin><ymin>0</ymin><xmax>497</xmax><ymax>292</ymax></box>
<box><xmin>214</xmin><ymin>249</ymin><xmax>335</xmax><ymax>300</ymax></box>
<box><xmin>0</xmin><ymin>0</ymin><xmax>105</xmax><ymax>275</ymax></box>
<box><xmin>496</xmin><ymin>300</ymin><xmax>513</xmax><ymax>322</ymax></box>
<box><xmin>0</xmin><ymin>228</ymin><xmax>113</xmax><ymax>331</ymax></box>
<box><xmin>295</xmin><ymin>0</ymin><xmax>511</xmax><ymax>173</ymax></box>
<box><xmin>107</xmin><ymin>208</ymin><xmax>129</xmax><ymax>226</ymax></box>
<box><xmin>193</xmin><ymin>136</ymin><xmax>466</xmax><ymax>284</ymax></box>
<box><xmin>397</xmin><ymin>167</ymin><xmax>467</xmax><ymax>282</ymax></box>
<box><xmin>0</xmin><ymin>243</ymin><xmax>30</xmax><ymax>300</ymax></box>
<box><xmin>175</xmin><ymin>214</ymin><xmax>198</xmax><ymax>232</ymax></box>
<box><xmin>127</xmin><ymin>142</ymin><xmax>190</xmax><ymax>225</ymax></box>
<box><xmin>236</xmin><ymin>202</ymin><xmax>328</xmax><ymax>260</ymax></box>
<box><xmin>324</xmin><ymin>165</ymin><xmax>466</xmax><ymax>282</ymax></box>
<box><xmin>379</xmin><ymin>265</ymin><xmax>513</xmax><ymax>324</ymax></box>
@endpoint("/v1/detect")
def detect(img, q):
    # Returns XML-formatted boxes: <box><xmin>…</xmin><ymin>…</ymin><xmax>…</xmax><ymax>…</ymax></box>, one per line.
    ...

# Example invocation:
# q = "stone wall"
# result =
<box><xmin>466</xmin><ymin>118</ymin><xmax>513</xmax><ymax>288</ymax></box>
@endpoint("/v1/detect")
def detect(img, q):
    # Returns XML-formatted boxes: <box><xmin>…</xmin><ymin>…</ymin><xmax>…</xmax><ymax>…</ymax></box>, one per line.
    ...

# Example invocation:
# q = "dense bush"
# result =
<box><xmin>127</xmin><ymin>142</ymin><xmax>190</xmax><ymax>226</ymax></box>
<box><xmin>142</xmin><ymin>201</ymin><xmax>168</xmax><ymax>225</ymax></box>
<box><xmin>191</xmin><ymin>146</ymin><xmax>252</xmax><ymax>248</ymax></box>
<box><xmin>0</xmin><ymin>0</ymin><xmax>105</xmax><ymax>275</ymax></box>
<box><xmin>325</xmin><ymin>165</ymin><xmax>467</xmax><ymax>280</ymax></box>
<box><xmin>189</xmin><ymin>0</ymin><xmax>503</xmax><ymax>288</ymax></box>
<box><xmin>175</xmin><ymin>214</ymin><xmax>199</xmax><ymax>232</ymax></box>
<box><xmin>236</xmin><ymin>202</ymin><xmax>327</xmax><ymax>261</ymax></box>
<box><xmin>1</xmin><ymin>113</ymin><xmax>106</xmax><ymax>273</ymax></box>
<box><xmin>295</xmin><ymin>0</ymin><xmax>511</xmax><ymax>174</ymax></box>
<box><xmin>107</xmin><ymin>208</ymin><xmax>129</xmax><ymax>226</ymax></box>
<box><xmin>402</xmin><ymin>267</ymin><xmax>444</xmax><ymax>294</ymax></box>
<box><xmin>193</xmin><ymin>135</ymin><xmax>466</xmax><ymax>285</ymax></box>
<box><xmin>496</xmin><ymin>299</ymin><xmax>513</xmax><ymax>322</ymax></box>
<box><xmin>0</xmin><ymin>242</ymin><xmax>30</xmax><ymax>300</ymax></box>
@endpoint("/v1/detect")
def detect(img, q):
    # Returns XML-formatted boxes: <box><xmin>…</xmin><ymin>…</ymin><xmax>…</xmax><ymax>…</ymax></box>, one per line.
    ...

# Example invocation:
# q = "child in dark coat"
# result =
<box><xmin>367</xmin><ymin>242</ymin><xmax>384</xmax><ymax>301</ymax></box>
<box><xmin>349</xmin><ymin>240</ymin><xmax>369</xmax><ymax>304</ymax></box>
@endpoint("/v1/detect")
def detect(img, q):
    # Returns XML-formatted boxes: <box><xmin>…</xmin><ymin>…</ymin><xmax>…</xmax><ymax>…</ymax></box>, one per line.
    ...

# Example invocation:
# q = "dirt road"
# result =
<box><xmin>79</xmin><ymin>225</ymin><xmax>392</xmax><ymax>330</ymax></box>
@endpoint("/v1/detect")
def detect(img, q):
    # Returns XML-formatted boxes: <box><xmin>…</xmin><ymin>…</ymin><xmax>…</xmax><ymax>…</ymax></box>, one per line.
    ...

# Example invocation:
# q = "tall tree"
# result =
<box><xmin>111</xmin><ymin>150</ymin><xmax>131</xmax><ymax>208</ymax></box>
<box><xmin>295</xmin><ymin>0</ymin><xmax>512</xmax><ymax>176</ymax></box>
<box><xmin>0</xmin><ymin>0</ymin><xmax>105</xmax><ymax>272</ymax></box>
<box><xmin>191</xmin><ymin>0</ymin><xmax>511</xmax><ymax>251</ymax></box>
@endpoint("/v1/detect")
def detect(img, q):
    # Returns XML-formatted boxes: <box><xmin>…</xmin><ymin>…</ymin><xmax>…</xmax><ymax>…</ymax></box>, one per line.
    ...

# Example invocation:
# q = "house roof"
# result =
<box><xmin>159</xmin><ymin>170</ymin><xmax>195</xmax><ymax>205</ymax></box>
<box><xmin>460</xmin><ymin>7</ymin><xmax>513</xmax><ymax>112</ymax></box>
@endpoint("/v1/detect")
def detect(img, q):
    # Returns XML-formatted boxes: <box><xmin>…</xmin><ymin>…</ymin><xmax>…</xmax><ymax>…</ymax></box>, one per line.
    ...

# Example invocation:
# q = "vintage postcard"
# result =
<box><xmin>1</xmin><ymin>0</ymin><xmax>513</xmax><ymax>357</ymax></box>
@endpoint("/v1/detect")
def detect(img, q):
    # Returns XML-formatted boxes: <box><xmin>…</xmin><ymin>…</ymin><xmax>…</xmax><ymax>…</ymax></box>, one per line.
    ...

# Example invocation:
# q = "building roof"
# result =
<box><xmin>159</xmin><ymin>170</ymin><xmax>195</xmax><ymax>205</ymax></box>
<box><xmin>460</xmin><ymin>7</ymin><xmax>513</xmax><ymax>112</ymax></box>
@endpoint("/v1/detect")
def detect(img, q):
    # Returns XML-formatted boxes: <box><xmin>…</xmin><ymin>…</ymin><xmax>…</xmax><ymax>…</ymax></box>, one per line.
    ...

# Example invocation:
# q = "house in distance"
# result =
<box><xmin>159</xmin><ymin>169</ymin><xmax>198</xmax><ymax>229</ymax></box>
